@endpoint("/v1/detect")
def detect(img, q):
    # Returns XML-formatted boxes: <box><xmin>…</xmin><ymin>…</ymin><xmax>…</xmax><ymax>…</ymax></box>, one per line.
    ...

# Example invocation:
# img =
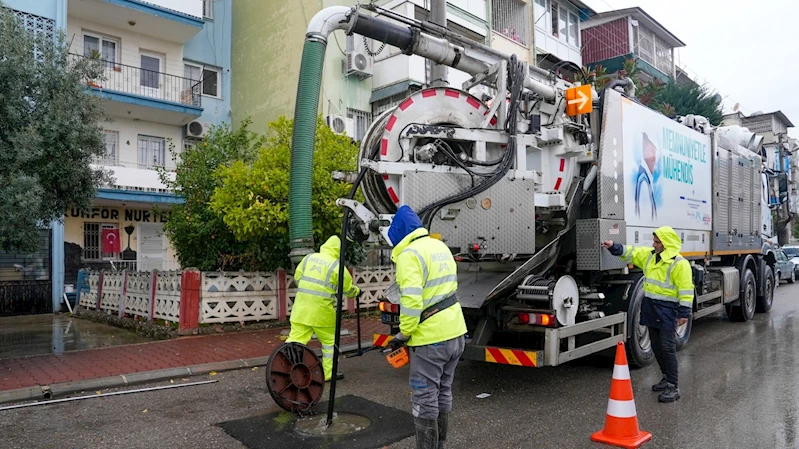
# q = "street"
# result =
<box><xmin>1</xmin><ymin>283</ymin><xmax>797</xmax><ymax>449</ymax></box>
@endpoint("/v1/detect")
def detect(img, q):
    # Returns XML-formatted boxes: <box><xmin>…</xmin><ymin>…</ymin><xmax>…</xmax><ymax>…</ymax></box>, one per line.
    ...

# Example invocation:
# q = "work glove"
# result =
<box><xmin>388</xmin><ymin>332</ymin><xmax>409</xmax><ymax>351</ymax></box>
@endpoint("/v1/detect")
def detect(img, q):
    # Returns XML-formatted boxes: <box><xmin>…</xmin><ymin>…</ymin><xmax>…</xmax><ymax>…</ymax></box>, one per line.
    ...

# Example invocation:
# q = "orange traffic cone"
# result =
<box><xmin>591</xmin><ymin>341</ymin><xmax>652</xmax><ymax>449</ymax></box>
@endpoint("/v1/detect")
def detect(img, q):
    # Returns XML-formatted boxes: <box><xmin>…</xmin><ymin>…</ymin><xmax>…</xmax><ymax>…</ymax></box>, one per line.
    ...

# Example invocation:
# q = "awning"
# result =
<box><xmin>370</xmin><ymin>80</ymin><xmax>423</xmax><ymax>104</ymax></box>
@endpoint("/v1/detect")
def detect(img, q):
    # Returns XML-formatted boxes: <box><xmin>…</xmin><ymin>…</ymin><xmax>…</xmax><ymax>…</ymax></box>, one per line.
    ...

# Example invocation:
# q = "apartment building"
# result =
<box><xmin>232</xmin><ymin>0</ymin><xmax>592</xmax><ymax>139</ymax></box>
<box><xmin>581</xmin><ymin>7</ymin><xmax>684</xmax><ymax>83</ymax></box>
<box><xmin>2</xmin><ymin>0</ymin><xmax>231</xmax><ymax>311</ymax></box>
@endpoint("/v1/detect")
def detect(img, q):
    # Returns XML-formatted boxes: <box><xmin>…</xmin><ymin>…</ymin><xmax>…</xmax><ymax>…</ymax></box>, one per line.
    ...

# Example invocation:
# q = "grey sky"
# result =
<box><xmin>581</xmin><ymin>0</ymin><xmax>798</xmax><ymax>136</ymax></box>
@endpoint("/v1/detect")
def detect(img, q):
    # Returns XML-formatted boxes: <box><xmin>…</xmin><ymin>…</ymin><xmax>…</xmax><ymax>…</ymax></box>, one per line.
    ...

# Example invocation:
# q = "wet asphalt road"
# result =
<box><xmin>1</xmin><ymin>282</ymin><xmax>798</xmax><ymax>449</ymax></box>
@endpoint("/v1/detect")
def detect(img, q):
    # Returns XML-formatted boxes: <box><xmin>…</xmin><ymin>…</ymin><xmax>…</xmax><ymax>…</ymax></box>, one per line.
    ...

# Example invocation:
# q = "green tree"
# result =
<box><xmin>210</xmin><ymin>117</ymin><xmax>359</xmax><ymax>270</ymax></box>
<box><xmin>158</xmin><ymin>120</ymin><xmax>264</xmax><ymax>271</ymax></box>
<box><xmin>0</xmin><ymin>7</ymin><xmax>108</xmax><ymax>252</ymax></box>
<box><xmin>651</xmin><ymin>79</ymin><xmax>724</xmax><ymax>125</ymax></box>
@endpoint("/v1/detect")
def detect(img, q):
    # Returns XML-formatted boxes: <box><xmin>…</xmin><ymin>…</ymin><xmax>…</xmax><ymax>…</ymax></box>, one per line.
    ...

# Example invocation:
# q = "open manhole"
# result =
<box><xmin>294</xmin><ymin>412</ymin><xmax>373</xmax><ymax>437</ymax></box>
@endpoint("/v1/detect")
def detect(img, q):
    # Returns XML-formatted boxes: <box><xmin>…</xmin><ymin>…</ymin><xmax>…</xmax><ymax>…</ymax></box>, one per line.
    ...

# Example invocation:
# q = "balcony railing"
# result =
<box><xmin>92</xmin><ymin>159</ymin><xmax>177</xmax><ymax>171</ymax></box>
<box><xmin>71</xmin><ymin>53</ymin><xmax>202</xmax><ymax>108</ymax></box>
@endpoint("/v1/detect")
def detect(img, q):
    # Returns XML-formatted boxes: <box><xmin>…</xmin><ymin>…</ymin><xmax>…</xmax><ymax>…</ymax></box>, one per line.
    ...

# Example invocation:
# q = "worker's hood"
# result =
<box><xmin>319</xmin><ymin>235</ymin><xmax>341</xmax><ymax>259</ymax></box>
<box><xmin>654</xmin><ymin>226</ymin><xmax>682</xmax><ymax>260</ymax></box>
<box><xmin>388</xmin><ymin>206</ymin><xmax>424</xmax><ymax>247</ymax></box>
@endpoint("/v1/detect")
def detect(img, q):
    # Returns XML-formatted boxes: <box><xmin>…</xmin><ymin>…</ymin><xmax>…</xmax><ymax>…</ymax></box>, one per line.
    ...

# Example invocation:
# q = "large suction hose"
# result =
<box><xmin>288</xmin><ymin>39</ymin><xmax>327</xmax><ymax>262</ymax></box>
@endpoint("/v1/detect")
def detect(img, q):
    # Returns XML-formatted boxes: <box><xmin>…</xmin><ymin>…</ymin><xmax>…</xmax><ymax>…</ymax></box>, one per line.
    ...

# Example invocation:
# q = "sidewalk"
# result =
<box><xmin>0</xmin><ymin>316</ymin><xmax>385</xmax><ymax>404</ymax></box>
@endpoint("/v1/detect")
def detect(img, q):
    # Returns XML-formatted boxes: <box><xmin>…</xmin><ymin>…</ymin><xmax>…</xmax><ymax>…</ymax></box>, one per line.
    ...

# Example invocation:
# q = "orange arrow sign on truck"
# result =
<box><xmin>565</xmin><ymin>84</ymin><xmax>592</xmax><ymax>116</ymax></box>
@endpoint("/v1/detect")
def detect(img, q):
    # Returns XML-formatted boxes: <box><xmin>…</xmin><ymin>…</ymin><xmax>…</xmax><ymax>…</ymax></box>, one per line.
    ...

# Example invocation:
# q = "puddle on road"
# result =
<box><xmin>294</xmin><ymin>412</ymin><xmax>372</xmax><ymax>437</ymax></box>
<box><xmin>0</xmin><ymin>314</ymin><xmax>152</xmax><ymax>359</ymax></box>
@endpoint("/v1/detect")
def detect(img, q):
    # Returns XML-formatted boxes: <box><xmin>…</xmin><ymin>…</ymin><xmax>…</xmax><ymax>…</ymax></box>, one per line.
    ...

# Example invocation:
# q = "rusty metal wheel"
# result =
<box><xmin>266</xmin><ymin>343</ymin><xmax>325</xmax><ymax>413</ymax></box>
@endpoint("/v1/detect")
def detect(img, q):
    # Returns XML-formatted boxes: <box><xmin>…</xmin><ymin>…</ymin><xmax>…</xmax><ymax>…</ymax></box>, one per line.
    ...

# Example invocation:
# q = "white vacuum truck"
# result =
<box><xmin>287</xmin><ymin>5</ymin><xmax>780</xmax><ymax>368</ymax></box>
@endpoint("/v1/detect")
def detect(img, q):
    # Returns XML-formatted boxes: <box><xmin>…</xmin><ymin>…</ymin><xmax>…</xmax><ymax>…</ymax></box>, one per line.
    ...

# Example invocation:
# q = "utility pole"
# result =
<box><xmin>429</xmin><ymin>0</ymin><xmax>448</xmax><ymax>87</ymax></box>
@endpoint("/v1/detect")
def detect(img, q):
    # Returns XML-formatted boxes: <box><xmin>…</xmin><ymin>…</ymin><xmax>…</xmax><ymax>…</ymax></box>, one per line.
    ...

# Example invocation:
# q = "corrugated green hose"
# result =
<box><xmin>288</xmin><ymin>39</ymin><xmax>326</xmax><ymax>262</ymax></box>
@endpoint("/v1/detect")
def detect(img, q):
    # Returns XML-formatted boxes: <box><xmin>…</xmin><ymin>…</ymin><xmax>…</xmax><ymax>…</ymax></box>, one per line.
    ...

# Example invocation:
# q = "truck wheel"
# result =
<box><xmin>675</xmin><ymin>316</ymin><xmax>692</xmax><ymax>351</ymax></box>
<box><xmin>756</xmin><ymin>265</ymin><xmax>775</xmax><ymax>313</ymax></box>
<box><xmin>626</xmin><ymin>279</ymin><xmax>654</xmax><ymax>368</ymax></box>
<box><xmin>727</xmin><ymin>269</ymin><xmax>756</xmax><ymax>322</ymax></box>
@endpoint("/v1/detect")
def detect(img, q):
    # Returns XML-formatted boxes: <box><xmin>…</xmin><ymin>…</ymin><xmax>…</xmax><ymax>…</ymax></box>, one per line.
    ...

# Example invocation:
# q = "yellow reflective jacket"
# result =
<box><xmin>391</xmin><ymin>228</ymin><xmax>467</xmax><ymax>346</ymax></box>
<box><xmin>621</xmin><ymin>226</ymin><xmax>694</xmax><ymax>309</ymax></box>
<box><xmin>291</xmin><ymin>236</ymin><xmax>360</xmax><ymax>328</ymax></box>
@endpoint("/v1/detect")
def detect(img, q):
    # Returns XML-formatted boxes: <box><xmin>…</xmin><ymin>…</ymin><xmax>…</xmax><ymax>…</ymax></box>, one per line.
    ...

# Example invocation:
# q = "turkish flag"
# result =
<box><xmin>102</xmin><ymin>228</ymin><xmax>121</xmax><ymax>253</ymax></box>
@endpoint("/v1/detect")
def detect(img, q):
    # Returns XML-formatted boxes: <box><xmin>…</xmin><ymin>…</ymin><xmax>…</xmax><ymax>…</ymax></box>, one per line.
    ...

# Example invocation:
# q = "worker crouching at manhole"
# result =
<box><xmin>288</xmin><ymin>235</ymin><xmax>361</xmax><ymax>382</ymax></box>
<box><xmin>387</xmin><ymin>205</ymin><xmax>467</xmax><ymax>449</ymax></box>
<box><xmin>603</xmin><ymin>226</ymin><xmax>694</xmax><ymax>403</ymax></box>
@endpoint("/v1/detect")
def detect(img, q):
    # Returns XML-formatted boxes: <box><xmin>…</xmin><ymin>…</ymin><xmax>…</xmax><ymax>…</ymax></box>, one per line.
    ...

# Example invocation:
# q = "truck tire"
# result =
<box><xmin>756</xmin><ymin>265</ymin><xmax>775</xmax><ymax>313</ymax></box>
<box><xmin>675</xmin><ymin>316</ymin><xmax>692</xmax><ymax>351</ymax></box>
<box><xmin>626</xmin><ymin>279</ymin><xmax>654</xmax><ymax>368</ymax></box>
<box><xmin>727</xmin><ymin>268</ymin><xmax>756</xmax><ymax>322</ymax></box>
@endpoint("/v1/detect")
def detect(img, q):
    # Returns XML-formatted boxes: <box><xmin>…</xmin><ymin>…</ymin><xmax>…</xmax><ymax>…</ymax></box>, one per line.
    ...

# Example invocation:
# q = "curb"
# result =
<box><xmin>0</xmin><ymin>341</ymin><xmax>373</xmax><ymax>406</ymax></box>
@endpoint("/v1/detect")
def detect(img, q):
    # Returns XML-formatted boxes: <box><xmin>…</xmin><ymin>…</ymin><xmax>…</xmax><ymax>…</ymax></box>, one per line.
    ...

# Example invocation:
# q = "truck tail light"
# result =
<box><xmin>518</xmin><ymin>312</ymin><xmax>557</xmax><ymax>327</ymax></box>
<box><xmin>379</xmin><ymin>301</ymin><xmax>399</xmax><ymax>314</ymax></box>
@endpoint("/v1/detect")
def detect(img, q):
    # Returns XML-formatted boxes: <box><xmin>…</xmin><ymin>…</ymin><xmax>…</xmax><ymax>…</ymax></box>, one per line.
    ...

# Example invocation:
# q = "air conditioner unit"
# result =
<box><xmin>185</xmin><ymin>120</ymin><xmax>210</xmax><ymax>139</ymax></box>
<box><xmin>344</xmin><ymin>34</ymin><xmax>373</xmax><ymax>79</ymax></box>
<box><xmin>326</xmin><ymin>114</ymin><xmax>356</xmax><ymax>138</ymax></box>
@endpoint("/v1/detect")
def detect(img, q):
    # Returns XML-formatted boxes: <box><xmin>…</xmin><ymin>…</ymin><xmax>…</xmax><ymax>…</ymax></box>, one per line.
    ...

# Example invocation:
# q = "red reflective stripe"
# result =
<box><xmin>381</xmin><ymin>138</ymin><xmax>389</xmax><ymax>156</ymax></box>
<box><xmin>422</xmin><ymin>89</ymin><xmax>437</xmax><ymax>98</ymax></box>
<box><xmin>382</xmin><ymin>174</ymin><xmax>389</xmax><ymax>180</ymax></box>
<box><xmin>388</xmin><ymin>187</ymin><xmax>400</xmax><ymax>203</ymax></box>
<box><xmin>559</xmin><ymin>158</ymin><xmax>565</xmax><ymax>172</ymax></box>
<box><xmin>445</xmin><ymin>89</ymin><xmax>460</xmax><ymax>98</ymax></box>
<box><xmin>490</xmin><ymin>117</ymin><xmax>497</xmax><ymax>126</ymax></box>
<box><xmin>487</xmin><ymin>348</ymin><xmax>509</xmax><ymax>365</ymax></box>
<box><xmin>554</xmin><ymin>177</ymin><xmax>563</xmax><ymax>190</ymax></box>
<box><xmin>400</xmin><ymin>98</ymin><xmax>414</xmax><ymax>111</ymax></box>
<box><xmin>513</xmin><ymin>350</ymin><xmax>535</xmax><ymax>367</ymax></box>
<box><xmin>609</xmin><ymin>378</ymin><xmax>635</xmax><ymax>401</ymax></box>
<box><xmin>466</xmin><ymin>97</ymin><xmax>480</xmax><ymax>109</ymax></box>
<box><xmin>386</xmin><ymin>115</ymin><xmax>397</xmax><ymax>132</ymax></box>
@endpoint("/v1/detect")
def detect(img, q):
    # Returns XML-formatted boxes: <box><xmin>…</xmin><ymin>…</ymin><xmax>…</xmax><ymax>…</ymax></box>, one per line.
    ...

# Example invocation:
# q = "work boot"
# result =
<box><xmin>658</xmin><ymin>383</ymin><xmax>680</xmax><ymax>403</ymax></box>
<box><xmin>652</xmin><ymin>378</ymin><xmax>670</xmax><ymax>392</ymax></box>
<box><xmin>437</xmin><ymin>412</ymin><xmax>449</xmax><ymax>449</ymax></box>
<box><xmin>413</xmin><ymin>417</ymin><xmax>439</xmax><ymax>449</ymax></box>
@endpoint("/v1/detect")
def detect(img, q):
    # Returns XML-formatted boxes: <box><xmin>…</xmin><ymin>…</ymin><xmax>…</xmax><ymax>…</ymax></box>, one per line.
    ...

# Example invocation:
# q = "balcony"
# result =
<box><xmin>73</xmin><ymin>54</ymin><xmax>203</xmax><ymax>126</ymax></box>
<box><xmin>68</xmin><ymin>0</ymin><xmax>203</xmax><ymax>44</ymax></box>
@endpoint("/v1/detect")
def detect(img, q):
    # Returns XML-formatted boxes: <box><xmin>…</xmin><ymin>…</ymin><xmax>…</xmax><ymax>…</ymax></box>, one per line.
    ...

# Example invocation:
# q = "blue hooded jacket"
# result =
<box><xmin>388</xmin><ymin>206</ymin><xmax>424</xmax><ymax>246</ymax></box>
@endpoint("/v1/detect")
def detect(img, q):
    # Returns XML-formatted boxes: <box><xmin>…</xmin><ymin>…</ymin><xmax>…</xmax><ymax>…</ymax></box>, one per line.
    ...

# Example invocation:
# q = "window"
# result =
<box><xmin>203</xmin><ymin>0</ymin><xmax>213</xmax><ymax>19</ymax></box>
<box><xmin>550</xmin><ymin>2</ymin><xmax>559</xmax><ymax>37</ymax></box>
<box><xmin>491</xmin><ymin>0</ymin><xmax>528</xmax><ymax>45</ymax></box>
<box><xmin>83</xmin><ymin>33</ymin><xmax>117</xmax><ymax>66</ymax></box>
<box><xmin>96</xmin><ymin>130</ymin><xmax>118</xmax><ymax>164</ymax></box>
<box><xmin>568</xmin><ymin>12</ymin><xmax>578</xmax><ymax>46</ymax></box>
<box><xmin>140</xmin><ymin>54</ymin><xmax>161</xmax><ymax>89</ymax></box>
<box><xmin>202</xmin><ymin>67</ymin><xmax>220</xmax><ymax>97</ymax></box>
<box><xmin>183</xmin><ymin>140</ymin><xmax>197</xmax><ymax>152</ymax></box>
<box><xmin>346</xmin><ymin>108</ymin><xmax>373</xmax><ymax>142</ymax></box>
<box><xmin>558</xmin><ymin>6</ymin><xmax>568</xmax><ymax>42</ymax></box>
<box><xmin>534</xmin><ymin>0</ymin><xmax>548</xmax><ymax>29</ymax></box>
<box><xmin>138</xmin><ymin>136</ymin><xmax>166</xmax><ymax>169</ymax></box>
<box><xmin>184</xmin><ymin>63</ymin><xmax>220</xmax><ymax>98</ymax></box>
<box><xmin>83</xmin><ymin>223</ymin><xmax>118</xmax><ymax>260</ymax></box>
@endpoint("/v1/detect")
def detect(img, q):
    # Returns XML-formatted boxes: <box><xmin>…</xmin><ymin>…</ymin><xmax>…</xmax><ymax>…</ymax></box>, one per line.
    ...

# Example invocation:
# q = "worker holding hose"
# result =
<box><xmin>387</xmin><ymin>205</ymin><xmax>467</xmax><ymax>449</ymax></box>
<box><xmin>602</xmin><ymin>226</ymin><xmax>694</xmax><ymax>403</ymax></box>
<box><xmin>288</xmin><ymin>235</ymin><xmax>360</xmax><ymax>382</ymax></box>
